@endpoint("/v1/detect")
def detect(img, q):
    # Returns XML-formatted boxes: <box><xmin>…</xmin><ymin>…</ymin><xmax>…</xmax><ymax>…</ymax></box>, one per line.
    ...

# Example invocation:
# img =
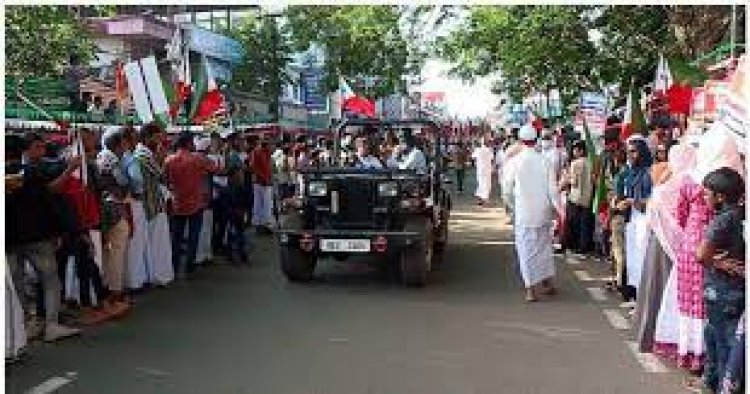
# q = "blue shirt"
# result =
<box><xmin>123</xmin><ymin>151</ymin><xmax>145</xmax><ymax>196</ymax></box>
<box><xmin>703</xmin><ymin>203</ymin><xmax>745</xmax><ymax>317</ymax></box>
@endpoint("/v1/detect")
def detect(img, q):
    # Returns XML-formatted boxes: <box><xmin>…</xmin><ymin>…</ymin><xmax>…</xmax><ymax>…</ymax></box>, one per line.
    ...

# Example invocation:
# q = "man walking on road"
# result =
<box><xmin>472</xmin><ymin>134</ymin><xmax>494</xmax><ymax>205</ymax></box>
<box><xmin>504</xmin><ymin>125</ymin><xmax>563</xmax><ymax>302</ymax></box>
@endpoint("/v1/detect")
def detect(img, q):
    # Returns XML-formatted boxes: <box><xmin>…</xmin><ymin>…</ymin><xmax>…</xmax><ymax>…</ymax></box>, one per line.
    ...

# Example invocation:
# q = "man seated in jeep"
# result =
<box><xmin>353</xmin><ymin>135</ymin><xmax>384</xmax><ymax>170</ymax></box>
<box><xmin>396</xmin><ymin>128</ymin><xmax>428</xmax><ymax>174</ymax></box>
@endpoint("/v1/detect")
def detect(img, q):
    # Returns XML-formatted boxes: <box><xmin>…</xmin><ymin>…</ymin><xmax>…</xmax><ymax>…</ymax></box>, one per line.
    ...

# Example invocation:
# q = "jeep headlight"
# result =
<box><xmin>378</xmin><ymin>181</ymin><xmax>398</xmax><ymax>197</ymax></box>
<box><xmin>307</xmin><ymin>181</ymin><xmax>328</xmax><ymax>197</ymax></box>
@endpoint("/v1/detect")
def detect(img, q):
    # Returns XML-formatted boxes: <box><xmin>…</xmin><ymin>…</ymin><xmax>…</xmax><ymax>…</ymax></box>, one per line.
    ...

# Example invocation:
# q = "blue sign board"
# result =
<box><xmin>302</xmin><ymin>68</ymin><xmax>328</xmax><ymax>112</ymax></box>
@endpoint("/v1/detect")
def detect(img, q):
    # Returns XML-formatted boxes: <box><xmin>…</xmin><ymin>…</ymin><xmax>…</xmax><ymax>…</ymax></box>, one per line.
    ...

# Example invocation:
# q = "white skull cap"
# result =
<box><xmin>519</xmin><ymin>125</ymin><xmax>537</xmax><ymax>141</ymax></box>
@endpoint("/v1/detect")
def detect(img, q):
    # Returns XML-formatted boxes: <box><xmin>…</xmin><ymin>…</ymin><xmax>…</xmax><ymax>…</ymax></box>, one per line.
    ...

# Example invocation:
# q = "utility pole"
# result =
<box><xmin>730</xmin><ymin>4</ymin><xmax>737</xmax><ymax>59</ymax></box>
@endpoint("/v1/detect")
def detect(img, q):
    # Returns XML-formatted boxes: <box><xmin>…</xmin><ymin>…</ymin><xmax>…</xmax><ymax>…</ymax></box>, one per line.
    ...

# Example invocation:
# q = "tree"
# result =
<box><xmin>436</xmin><ymin>6</ymin><xmax>597</xmax><ymax>105</ymax></box>
<box><xmin>285</xmin><ymin>5</ymin><xmax>419</xmax><ymax>98</ymax></box>
<box><xmin>435</xmin><ymin>5</ymin><xmax>742</xmax><ymax>108</ymax></box>
<box><xmin>5</xmin><ymin>5</ymin><xmax>102</xmax><ymax>77</ymax></box>
<box><xmin>222</xmin><ymin>14</ymin><xmax>294</xmax><ymax>119</ymax></box>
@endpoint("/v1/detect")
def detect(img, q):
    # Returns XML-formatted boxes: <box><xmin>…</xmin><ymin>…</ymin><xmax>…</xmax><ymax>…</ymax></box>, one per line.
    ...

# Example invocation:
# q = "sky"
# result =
<box><xmin>416</xmin><ymin>58</ymin><xmax>500</xmax><ymax>120</ymax></box>
<box><xmin>408</xmin><ymin>7</ymin><xmax>500</xmax><ymax>120</ymax></box>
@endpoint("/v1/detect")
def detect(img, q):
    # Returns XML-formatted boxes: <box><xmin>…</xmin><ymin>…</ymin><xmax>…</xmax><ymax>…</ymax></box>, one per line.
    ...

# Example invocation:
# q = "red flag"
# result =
<box><xmin>192</xmin><ymin>58</ymin><xmax>226</xmax><ymax>124</ymax></box>
<box><xmin>339</xmin><ymin>77</ymin><xmax>375</xmax><ymax>118</ymax></box>
<box><xmin>115</xmin><ymin>61</ymin><xmax>127</xmax><ymax>106</ymax></box>
<box><xmin>343</xmin><ymin>96</ymin><xmax>376</xmax><ymax>118</ymax></box>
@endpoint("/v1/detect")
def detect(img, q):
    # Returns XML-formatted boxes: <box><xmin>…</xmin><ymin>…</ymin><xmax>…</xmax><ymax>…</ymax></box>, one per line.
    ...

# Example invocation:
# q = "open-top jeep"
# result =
<box><xmin>277</xmin><ymin>119</ymin><xmax>452</xmax><ymax>287</ymax></box>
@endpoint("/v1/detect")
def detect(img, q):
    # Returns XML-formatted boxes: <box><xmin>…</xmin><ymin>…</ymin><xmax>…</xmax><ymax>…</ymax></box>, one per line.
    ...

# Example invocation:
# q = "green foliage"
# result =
<box><xmin>436</xmin><ymin>6</ymin><xmax>596</xmax><ymax>104</ymax></box>
<box><xmin>221</xmin><ymin>14</ymin><xmax>294</xmax><ymax>118</ymax></box>
<box><xmin>5</xmin><ymin>5</ymin><xmax>98</xmax><ymax>77</ymax></box>
<box><xmin>285</xmin><ymin>5</ymin><xmax>418</xmax><ymax>97</ymax></box>
<box><xmin>435</xmin><ymin>5</ymin><xmax>739</xmax><ymax>108</ymax></box>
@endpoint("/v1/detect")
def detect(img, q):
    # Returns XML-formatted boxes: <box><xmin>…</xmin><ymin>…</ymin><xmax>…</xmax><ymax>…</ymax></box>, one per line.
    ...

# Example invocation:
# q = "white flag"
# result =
<box><xmin>139</xmin><ymin>56</ymin><xmax>170</xmax><ymax>117</ymax></box>
<box><xmin>124</xmin><ymin>61</ymin><xmax>154</xmax><ymax>124</ymax></box>
<box><xmin>654</xmin><ymin>53</ymin><xmax>673</xmax><ymax>93</ymax></box>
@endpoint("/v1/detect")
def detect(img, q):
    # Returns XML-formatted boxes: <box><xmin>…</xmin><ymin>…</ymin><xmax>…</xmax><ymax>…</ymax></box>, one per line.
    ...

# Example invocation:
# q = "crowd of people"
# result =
<box><xmin>459</xmin><ymin>117</ymin><xmax>745</xmax><ymax>394</ymax></box>
<box><xmin>5</xmin><ymin>113</ymin><xmax>746</xmax><ymax>392</ymax></box>
<box><xmin>4</xmin><ymin>122</ymin><xmax>444</xmax><ymax>362</ymax></box>
<box><xmin>4</xmin><ymin>122</ymin><xmax>313</xmax><ymax>359</ymax></box>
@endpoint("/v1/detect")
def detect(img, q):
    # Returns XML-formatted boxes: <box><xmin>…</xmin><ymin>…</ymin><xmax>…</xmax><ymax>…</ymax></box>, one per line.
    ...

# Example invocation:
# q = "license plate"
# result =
<box><xmin>320</xmin><ymin>239</ymin><xmax>371</xmax><ymax>253</ymax></box>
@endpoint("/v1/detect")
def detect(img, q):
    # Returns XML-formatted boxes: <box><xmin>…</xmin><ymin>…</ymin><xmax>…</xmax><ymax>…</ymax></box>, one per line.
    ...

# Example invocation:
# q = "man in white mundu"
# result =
<box><xmin>472</xmin><ymin>134</ymin><xmax>495</xmax><ymax>205</ymax></box>
<box><xmin>504</xmin><ymin>125</ymin><xmax>562</xmax><ymax>302</ymax></box>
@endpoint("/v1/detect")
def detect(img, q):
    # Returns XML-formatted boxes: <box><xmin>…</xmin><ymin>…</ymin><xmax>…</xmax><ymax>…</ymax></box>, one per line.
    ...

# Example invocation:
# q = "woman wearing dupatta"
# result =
<box><xmin>654</xmin><ymin>124</ymin><xmax>744</xmax><ymax>374</ymax></box>
<box><xmin>614</xmin><ymin>137</ymin><xmax>653</xmax><ymax>303</ymax></box>
<box><xmin>632</xmin><ymin>142</ymin><xmax>694</xmax><ymax>353</ymax></box>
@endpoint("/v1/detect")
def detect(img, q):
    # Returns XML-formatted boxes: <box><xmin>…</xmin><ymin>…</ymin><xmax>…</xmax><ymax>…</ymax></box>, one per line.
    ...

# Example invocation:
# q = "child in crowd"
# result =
<box><xmin>696</xmin><ymin>167</ymin><xmax>745</xmax><ymax>393</ymax></box>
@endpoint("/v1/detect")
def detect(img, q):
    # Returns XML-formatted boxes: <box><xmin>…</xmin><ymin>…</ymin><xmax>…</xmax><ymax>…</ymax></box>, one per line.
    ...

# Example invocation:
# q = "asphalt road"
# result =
<box><xmin>7</xmin><ymin>173</ymin><xmax>687</xmax><ymax>394</ymax></box>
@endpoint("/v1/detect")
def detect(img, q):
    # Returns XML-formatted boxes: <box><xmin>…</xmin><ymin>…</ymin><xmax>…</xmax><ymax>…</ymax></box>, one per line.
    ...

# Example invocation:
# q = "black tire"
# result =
<box><xmin>401</xmin><ymin>218</ymin><xmax>433</xmax><ymax>287</ymax></box>
<box><xmin>280</xmin><ymin>247</ymin><xmax>316</xmax><ymax>283</ymax></box>
<box><xmin>433</xmin><ymin>208</ymin><xmax>450</xmax><ymax>253</ymax></box>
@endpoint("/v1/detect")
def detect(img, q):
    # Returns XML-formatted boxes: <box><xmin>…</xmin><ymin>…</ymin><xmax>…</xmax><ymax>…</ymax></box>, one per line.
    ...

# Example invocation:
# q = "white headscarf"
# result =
<box><xmin>690</xmin><ymin>122</ymin><xmax>744</xmax><ymax>184</ymax></box>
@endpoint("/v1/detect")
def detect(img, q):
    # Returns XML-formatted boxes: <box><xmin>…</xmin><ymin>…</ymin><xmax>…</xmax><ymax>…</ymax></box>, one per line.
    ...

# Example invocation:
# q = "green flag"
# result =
<box><xmin>631</xmin><ymin>89</ymin><xmax>648</xmax><ymax>136</ymax></box>
<box><xmin>592</xmin><ymin>155</ymin><xmax>608</xmax><ymax>215</ymax></box>
<box><xmin>582</xmin><ymin>118</ymin><xmax>596</xmax><ymax>169</ymax></box>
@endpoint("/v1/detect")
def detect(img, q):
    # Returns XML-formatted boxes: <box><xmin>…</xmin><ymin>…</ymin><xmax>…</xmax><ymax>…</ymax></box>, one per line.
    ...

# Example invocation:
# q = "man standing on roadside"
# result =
<box><xmin>7</xmin><ymin>133</ymin><xmax>82</xmax><ymax>341</ymax></box>
<box><xmin>164</xmin><ymin>133</ymin><xmax>218</xmax><ymax>277</ymax></box>
<box><xmin>504</xmin><ymin>125</ymin><xmax>562</xmax><ymax>302</ymax></box>
<box><xmin>560</xmin><ymin>140</ymin><xmax>595</xmax><ymax>256</ymax></box>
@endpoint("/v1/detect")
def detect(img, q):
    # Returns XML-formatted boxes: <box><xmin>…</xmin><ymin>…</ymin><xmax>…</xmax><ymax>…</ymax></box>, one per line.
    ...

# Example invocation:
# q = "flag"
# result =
<box><xmin>339</xmin><ymin>76</ymin><xmax>375</xmax><ymax>118</ymax></box>
<box><xmin>164</xmin><ymin>26</ymin><xmax>191</xmax><ymax>119</ymax></box>
<box><xmin>191</xmin><ymin>56</ymin><xmax>226</xmax><ymax>124</ymax></box>
<box><xmin>114</xmin><ymin>60</ymin><xmax>127</xmax><ymax>111</ymax></box>
<box><xmin>582</xmin><ymin>118</ymin><xmax>595</xmax><ymax>166</ymax></box>
<box><xmin>123</xmin><ymin>56</ymin><xmax>171</xmax><ymax>126</ymax></box>
<box><xmin>591</xmin><ymin>155</ymin><xmax>608</xmax><ymax>216</ymax></box>
<box><xmin>654</xmin><ymin>53</ymin><xmax>673</xmax><ymax>93</ymax></box>
<box><xmin>620</xmin><ymin>85</ymin><xmax>647</xmax><ymax>141</ymax></box>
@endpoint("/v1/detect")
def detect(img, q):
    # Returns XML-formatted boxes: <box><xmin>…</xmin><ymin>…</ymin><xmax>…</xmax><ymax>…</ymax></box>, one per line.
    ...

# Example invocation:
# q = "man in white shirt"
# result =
<box><xmin>354</xmin><ymin>136</ymin><xmax>384</xmax><ymax>170</ymax></box>
<box><xmin>540</xmin><ymin>129</ymin><xmax>564</xmax><ymax>183</ymax></box>
<box><xmin>504</xmin><ymin>125</ymin><xmax>563</xmax><ymax>302</ymax></box>
<box><xmin>397</xmin><ymin>129</ymin><xmax>427</xmax><ymax>174</ymax></box>
<box><xmin>472</xmin><ymin>134</ymin><xmax>494</xmax><ymax>205</ymax></box>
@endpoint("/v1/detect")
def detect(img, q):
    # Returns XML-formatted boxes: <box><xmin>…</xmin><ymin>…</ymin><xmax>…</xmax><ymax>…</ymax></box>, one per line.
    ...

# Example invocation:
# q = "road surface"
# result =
<box><xmin>7</xmin><ymin>174</ymin><xmax>687</xmax><ymax>394</ymax></box>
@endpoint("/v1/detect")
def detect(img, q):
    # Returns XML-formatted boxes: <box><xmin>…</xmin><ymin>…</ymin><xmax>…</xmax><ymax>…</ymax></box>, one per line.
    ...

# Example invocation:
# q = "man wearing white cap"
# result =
<box><xmin>193</xmin><ymin>136</ymin><xmax>215</xmax><ymax>265</ymax></box>
<box><xmin>503</xmin><ymin>125</ymin><xmax>563</xmax><ymax>302</ymax></box>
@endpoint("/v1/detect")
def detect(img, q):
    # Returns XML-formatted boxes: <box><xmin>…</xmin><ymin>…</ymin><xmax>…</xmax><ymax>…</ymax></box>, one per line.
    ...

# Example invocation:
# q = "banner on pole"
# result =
<box><xmin>575</xmin><ymin>92</ymin><xmax>607</xmax><ymax>136</ymax></box>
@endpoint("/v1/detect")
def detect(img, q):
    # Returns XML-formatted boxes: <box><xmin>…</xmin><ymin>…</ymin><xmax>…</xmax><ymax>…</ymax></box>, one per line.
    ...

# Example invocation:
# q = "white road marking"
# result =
<box><xmin>586</xmin><ymin>287</ymin><xmax>608</xmax><ymax>302</ymax></box>
<box><xmin>626</xmin><ymin>341</ymin><xmax>668</xmax><ymax>373</ymax></box>
<box><xmin>134</xmin><ymin>367</ymin><xmax>171</xmax><ymax>377</ymax></box>
<box><xmin>602</xmin><ymin>309</ymin><xmax>630</xmax><ymax>330</ymax></box>
<box><xmin>573</xmin><ymin>270</ymin><xmax>593</xmax><ymax>281</ymax></box>
<box><xmin>566</xmin><ymin>258</ymin><xmax>581</xmax><ymax>265</ymax></box>
<box><xmin>27</xmin><ymin>373</ymin><xmax>77</xmax><ymax>394</ymax></box>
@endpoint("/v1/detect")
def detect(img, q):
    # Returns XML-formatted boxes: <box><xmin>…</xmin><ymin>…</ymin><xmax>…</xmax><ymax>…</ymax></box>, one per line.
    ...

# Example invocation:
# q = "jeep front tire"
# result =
<box><xmin>401</xmin><ymin>218</ymin><xmax>434</xmax><ymax>287</ymax></box>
